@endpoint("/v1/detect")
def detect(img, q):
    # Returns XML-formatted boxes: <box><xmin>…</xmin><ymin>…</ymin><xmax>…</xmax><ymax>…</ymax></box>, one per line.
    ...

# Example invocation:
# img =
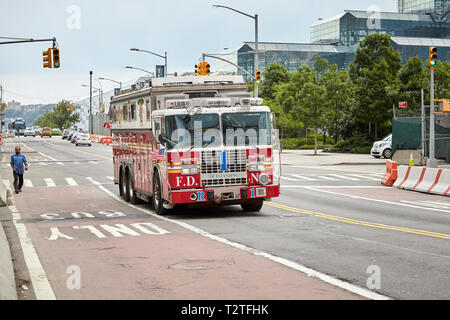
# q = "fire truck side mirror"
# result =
<box><xmin>158</xmin><ymin>132</ymin><xmax>168</xmax><ymax>146</ymax></box>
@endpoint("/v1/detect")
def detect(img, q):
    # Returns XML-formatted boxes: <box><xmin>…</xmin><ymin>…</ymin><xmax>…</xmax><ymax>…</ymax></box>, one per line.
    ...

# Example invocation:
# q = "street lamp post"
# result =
<box><xmin>125</xmin><ymin>66</ymin><xmax>155</xmax><ymax>76</ymax></box>
<box><xmin>213</xmin><ymin>4</ymin><xmax>259</xmax><ymax>98</ymax></box>
<box><xmin>98</xmin><ymin>77</ymin><xmax>122</xmax><ymax>90</ymax></box>
<box><xmin>130</xmin><ymin>48</ymin><xmax>167</xmax><ymax>77</ymax></box>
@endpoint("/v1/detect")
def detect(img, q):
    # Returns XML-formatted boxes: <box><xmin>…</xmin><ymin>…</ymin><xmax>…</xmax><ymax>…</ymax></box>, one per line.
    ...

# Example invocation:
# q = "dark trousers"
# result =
<box><xmin>13</xmin><ymin>172</ymin><xmax>23</xmax><ymax>191</ymax></box>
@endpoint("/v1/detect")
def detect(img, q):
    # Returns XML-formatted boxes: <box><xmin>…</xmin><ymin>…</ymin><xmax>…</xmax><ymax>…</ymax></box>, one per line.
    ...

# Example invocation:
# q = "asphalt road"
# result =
<box><xmin>1</xmin><ymin>136</ymin><xmax>449</xmax><ymax>300</ymax></box>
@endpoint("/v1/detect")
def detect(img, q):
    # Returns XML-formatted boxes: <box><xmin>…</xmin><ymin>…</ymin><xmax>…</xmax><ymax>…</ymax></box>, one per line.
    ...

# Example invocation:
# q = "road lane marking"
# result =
<box><xmin>9</xmin><ymin>205</ymin><xmax>56</xmax><ymax>300</ymax></box>
<box><xmin>106</xmin><ymin>176</ymin><xmax>114</xmax><ymax>181</ymax></box>
<box><xmin>305</xmin><ymin>186</ymin><xmax>450</xmax><ymax>214</ymax></box>
<box><xmin>280</xmin><ymin>185</ymin><xmax>386</xmax><ymax>188</ymax></box>
<box><xmin>315</xmin><ymin>175</ymin><xmax>339</xmax><ymax>181</ymax></box>
<box><xmin>291</xmin><ymin>174</ymin><xmax>317</xmax><ymax>181</ymax></box>
<box><xmin>329</xmin><ymin>174</ymin><xmax>360</xmax><ymax>181</ymax></box>
<box><xmin>280</xmin><ymin>176</ymin><xmax>299</xmax><ymax>181</ymax></box>
<box><xmin>56</xmin><ymin>162</ymin><xmax>64</xmax><ymax>166</ymax></box>
<box><xmin>2</xmin><ymin>179</ymin><xmax>12</xmax><ymax>189</ymax></box>
<box><xmin>347</xmin><ymin>174</ymin><xmax>381</xmax><ymax>181</ymax></box>
<box><xmin>65</xmin><ymin>177</ymin><xmax>78</xmax><ymax>186</ymax></box>
<box><xmin>267</xmin><ymin>201</ymin><xmax>450</xmax><ymax>240</ymax></box>
<box><xmin>44</xmin><ymin>178</ymin><xmax>56</xmax><ymax>187</ymax></box>
<box><xmin>87</xmin><ymin>176</ymin><xmax>390</xmax><ymax>300</ymax></box>
<box><xmin>24</xmin><ymin>179</ymin><xmax>33</xmax><ymax>188</ymax></box>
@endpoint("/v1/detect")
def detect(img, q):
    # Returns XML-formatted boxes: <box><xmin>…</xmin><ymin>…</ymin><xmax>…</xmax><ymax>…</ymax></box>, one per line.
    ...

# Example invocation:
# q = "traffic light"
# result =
<box><xmin>195</xmin><ymin>63</ymin><xmax>203</xmax><ymax>76</ymax></box>
<box><xmin>429</xmin><ymin>46</ymin><xmax>437</xmax><ymax>69</ymax></box>
<box><xmin>67</xmin><ymin>104</ymin><xmax>73</xmax><ymax>111</ymax></box>
<box><xmin>42</xmin><ymin>48</ymin><xmax>52</xmax><ymax>68</ymax></box>
<box><xmin>52</xmin><ymin>47</ymin><xmax>60</xmax><ymax>68</ymax></box>
<box><xmin>1</xmin><ymin>103</ymin><xmax>5</xmax><ymax>110</ymax></box>
<box><xmin>205</xmin><ymin>63</ymin><xmax>210</xmax><ymax>75</ymax></box>
<box><xmin>255</xmin><ymin>69</ymin><xmax>262</xmax><ymax>85</ymax></box>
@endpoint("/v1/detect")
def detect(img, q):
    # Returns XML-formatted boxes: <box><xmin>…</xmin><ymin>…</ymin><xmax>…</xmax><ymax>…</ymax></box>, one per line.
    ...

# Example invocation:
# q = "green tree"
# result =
<box><xmin>34</xmin><ymin>100</ymin><xmax>80</xmax><ymax>130</ymax></box>
<box><xmin>260</xmin><ymin>63</ymin><xmax>289</xmax><ymax>100</ymax></box>
<box><xmin>349</xmin><ymin>34</ymin><xmax>402</xmax><ymax>140</ymax></box>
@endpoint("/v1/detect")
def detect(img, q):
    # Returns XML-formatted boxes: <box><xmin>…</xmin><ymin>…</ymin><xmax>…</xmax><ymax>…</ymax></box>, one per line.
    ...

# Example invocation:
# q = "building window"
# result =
<box><xmin>130</xmin><ymin>103</ymin><xmax>136</xmax><ymax>120</ymax></box>
<box><xmin>123</xmin><ymin>104</ymin><xmax>128</xmax><ymax>121</ymax></box>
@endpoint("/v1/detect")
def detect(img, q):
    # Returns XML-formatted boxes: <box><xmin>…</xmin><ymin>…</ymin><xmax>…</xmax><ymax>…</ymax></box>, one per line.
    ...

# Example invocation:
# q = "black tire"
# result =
<box><xmin>126</xmin><ymin>169</ymin><xmax>140</xmax><ymax>204</ymax></box>
<box><xmin>241</xmin><ymin>199</ymin><xmax>264</xmax><ymax>212</ymax></box>
<box><xmin>152</xmin><ymin>171</ymin><xmax>167</xmax><ymax>215</ymax></box>
<box><xmin>382</xmin><ymin>148</ymin><xmax>392</xmax><ymax>159</ymax></box>
<box><xmin>119</xmin><ymin>167</ymin><xmax>128</xmax><ymax>201</ymax></box>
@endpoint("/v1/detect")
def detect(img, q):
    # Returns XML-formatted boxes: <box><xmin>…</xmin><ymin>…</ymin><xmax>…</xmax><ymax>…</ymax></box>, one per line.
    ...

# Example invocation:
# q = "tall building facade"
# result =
<box><xmin>398</xmin><ymin>0</ymin><xmax>450</xmax><ymax>15</ymax></box>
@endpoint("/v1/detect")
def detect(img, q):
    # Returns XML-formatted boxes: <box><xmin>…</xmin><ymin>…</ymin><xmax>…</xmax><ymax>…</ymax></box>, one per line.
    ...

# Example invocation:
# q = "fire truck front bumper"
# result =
<box><xmin>170</xmin><ymin>184</ymin><xmax>280</xmax><ymax>205</ymax></box>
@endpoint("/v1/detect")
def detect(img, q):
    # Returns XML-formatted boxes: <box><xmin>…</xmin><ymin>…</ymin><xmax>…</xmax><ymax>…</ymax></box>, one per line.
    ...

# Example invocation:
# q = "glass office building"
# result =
<box><xmin>398</xmin><ymin>0</ymin><xmax>450</xmax><ymax>15</ymax></box>
<box><xmin>310</xmin><ymin>10</ymin><xmax>449</xmax><ymax>46</ymax></box>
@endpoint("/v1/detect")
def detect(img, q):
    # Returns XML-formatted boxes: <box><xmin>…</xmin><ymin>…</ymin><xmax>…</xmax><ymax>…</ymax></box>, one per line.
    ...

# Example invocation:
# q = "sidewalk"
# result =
<box><xmin>281</xmin><ymin>149</ymin><xmax>386</xmax><ymax>166</ymax></box>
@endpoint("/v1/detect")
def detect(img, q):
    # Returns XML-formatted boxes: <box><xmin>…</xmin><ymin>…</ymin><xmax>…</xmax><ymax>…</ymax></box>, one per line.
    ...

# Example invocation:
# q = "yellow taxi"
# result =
<box><xmin>41</xmin><ymin>127</ymin><xmax>52</xmax><ymax>138</ymax></box>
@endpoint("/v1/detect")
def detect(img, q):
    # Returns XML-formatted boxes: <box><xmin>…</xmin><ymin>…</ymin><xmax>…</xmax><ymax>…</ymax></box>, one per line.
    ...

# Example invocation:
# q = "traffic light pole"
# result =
<box><xmin>0</xmin><ymin>37</ymin><xmax>56</xmax><ymax>46</ymax></box>
<box><xmin>202</xmin><ymin>53</ymin><xmax>255</xmax><ymax>80</ymax></box>
<box><xmin>428</xmin><ymin>68</ymin><xmax>438</xmax><ymax>168</ymax></box>
<box><xmin>254</xmin><ymin>14</ymin><xmax>259</xmax><ymax>98</ymax></box>
<box><xmin>89</xmin><ymin>71</ymin><xmax>93</xmax><ymax>134</ymax></box>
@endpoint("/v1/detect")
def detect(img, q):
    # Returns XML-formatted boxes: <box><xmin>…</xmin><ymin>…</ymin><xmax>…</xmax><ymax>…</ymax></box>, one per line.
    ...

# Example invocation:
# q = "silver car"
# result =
<box><xmin>75</xmin><ymin>133</ymin><xmax>92</xmax><ymax>146</ymax></box>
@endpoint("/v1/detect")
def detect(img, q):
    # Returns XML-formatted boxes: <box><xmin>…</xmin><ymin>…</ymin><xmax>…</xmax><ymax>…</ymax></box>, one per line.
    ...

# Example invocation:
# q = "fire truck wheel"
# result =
<box><xmin>126</xmin><ymin>170</ymin><xmax>140</xmax><ymax>204</ymax></box>
<box><xmin>241</xmin><ymin>199</ymin><xmax>264</xmax><ymax>212</ymax></box>
<box><xmin>152</xmin><ymin>171</ymin><xmax>167</xmax><ymax>215</ymax></box>
<box><xmin>119</xmin><ymin>167</ymin><xmax>128</xmax><ymax>201</ymax></box>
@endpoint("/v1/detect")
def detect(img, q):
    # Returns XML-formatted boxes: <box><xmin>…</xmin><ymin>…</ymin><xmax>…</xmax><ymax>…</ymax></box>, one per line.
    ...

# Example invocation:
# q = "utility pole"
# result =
<box><xmin>89</xmin><ymin>71</ymin><xmax>93</xmax><ymax>134</ymax></box>
<box><xmin>421</xmin><ymin>88</ymin><xmax>425</xmax><ymax>165</ymax></box>
<box><xmin>0</xmin><ymin>84</ymin><xmax>3</xmax><ymax>133</ymax></box>
<box><xmin>428</xmin><ymin>69</ymin><xmax>437</xmax><ymax>168</ymax></box>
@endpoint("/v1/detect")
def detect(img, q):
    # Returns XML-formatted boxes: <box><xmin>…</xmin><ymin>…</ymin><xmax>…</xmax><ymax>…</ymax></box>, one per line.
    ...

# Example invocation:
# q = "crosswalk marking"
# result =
<box><xmin>316</xmin><ymin>175</ymin><xmax>339</xmax><ymax>181</ymax></box>
<box><xmin>347</xmin><ymin>174</ymin><xmax>381</xmax><ymax>181</ymax></box>
<box><xmin>106</xmin><ymin>176</ymin><xmax>114</xmax><ymax>181</ymax></box>
<box><xmin>291</xmin><ymin>174</ymin><xmax>318</xmax><ymax>181</ymax></box>
<box><xmin>2</xmin><ymin>179</ymin><xmax>11</xmax><ymax>190</ymax></box>
<box><xmin>65</xmin><ymin>177</ymin><xmax>78</xmax><ymax>186</ymax></box>
<box><xmin>56</xmin><ymin>162</ymin><xmax>64</xmax><ymax>166</ymax></box>
<box><xmin>280</xmin><ymin>176</ymin><xmax>300</xmax><ymax>181</ymax></box>
<box><xmin>44</xmin><ymin>178</ymin><xmax>56</xmax><ymax>187</ymax></box>
<box><xmin>24</xmin><ymin>179</ymin><xmax>33</xmax><ymax>188</ymax></box>
<box><xmin>89</xmin><ymin>161</ymin><xmax>98</xmax><ymax>164</ymax></box>
<box><xmin>329</xmin><ymin>174</ymin><xmax>360</xmax><ymax>181</ymax></box>
<box><xmin>39</xmin><ymin>162</ymin><xmax>48</xmax><ymax>166</ymax></box>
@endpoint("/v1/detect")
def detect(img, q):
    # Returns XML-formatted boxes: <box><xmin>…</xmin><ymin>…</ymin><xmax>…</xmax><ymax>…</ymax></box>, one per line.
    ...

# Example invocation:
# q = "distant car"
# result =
<box><xmin>371</xmin><ymin>134</ymin><xmax>392</xmax><ymax>159</ymax></box>
<box><xmin>71</xmin><ymin>131</ymin><xmax>80</xmax><ymax>143</ymax></box>
<box><xmin>24</xmin><ymin>128</ymin><xmax>36</xmax><ymax>137</ymax></box>
<box><xmin>33</xmin><ymin>126</ymin><xmax>41</xmax><ymax>136</ymax></box>
<box><xmin>62</xmin><ymin>130</ymin><xmax>70</xmax><ymax>140</ymax></box>
<box><xmin>41</xmin><ymin>127</ymin><xmax>52</xmax><ymax>138</ymax></box>
<box><xmin>75</xmin><ymin>133</ymin><xmax>92</xmax><ymax>146</ymax></box>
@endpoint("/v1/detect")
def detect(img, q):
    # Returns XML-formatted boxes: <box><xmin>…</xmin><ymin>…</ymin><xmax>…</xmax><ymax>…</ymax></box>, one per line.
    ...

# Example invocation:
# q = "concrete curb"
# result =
<box><xmin>0</xmin><ymin>219</ymin><xmax>17</xmax><ymax>299</ymax></box>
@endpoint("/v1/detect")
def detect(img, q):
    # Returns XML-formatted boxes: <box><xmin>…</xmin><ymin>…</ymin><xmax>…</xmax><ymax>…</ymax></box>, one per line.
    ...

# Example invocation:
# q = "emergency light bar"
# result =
<box><xmin>166</xmin><ymin>100</ymin><xmax>192</xmax><ymax>108</ymax></box>
<box><xmin>240</xmin><ymin>98</ymin><xmax>263</xmax><ymax>106</ymax></box>
<box><xmin>205</xmin><ymin>98</ymin><xmax>232</xmax><ymax>107</ymax></box>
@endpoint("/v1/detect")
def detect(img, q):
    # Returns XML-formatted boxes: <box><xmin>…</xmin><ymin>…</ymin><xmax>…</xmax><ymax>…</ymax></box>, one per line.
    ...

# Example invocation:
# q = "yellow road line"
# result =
<box><xmin>266</xmin><ymin>202</ymin><xmax>450</xmax><ymax>240</ymax></box>
<box><xmin>44</xmin><ymin>141</ymin><xmax>111</xmax><ymax>160</ymax></box>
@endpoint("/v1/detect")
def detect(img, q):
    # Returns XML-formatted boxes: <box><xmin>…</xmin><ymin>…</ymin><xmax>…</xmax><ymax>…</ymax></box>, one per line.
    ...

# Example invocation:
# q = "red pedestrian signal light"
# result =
<box><xmin>52</xmin><ymin>47</ymin><xmax>60</xmax><ymax>68</ymax></box>
<box><xmin>42</xmin><ymin>48</ymin><xmax>52</xmax><ymax>68</ymax></box>
<box><xmin>429</xmin><ymin>46</ymin><xmax>437</xmax><ymax>69</ymax></box>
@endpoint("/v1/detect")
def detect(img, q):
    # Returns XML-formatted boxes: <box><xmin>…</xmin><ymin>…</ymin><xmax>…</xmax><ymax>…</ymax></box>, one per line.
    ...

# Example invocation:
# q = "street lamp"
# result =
<box><xmin>130</xmin><ymin>48</ymin><xmax>167</xmax><ymax>77</ymax></box>
<box><xmin>98</xmin><ymin>77</ymin><xmax>122</xmax><ymax>90</ymax></box>
<box><xmin>125</xmin><ymin>66</ymin><xmax>155</xmax><ymax>76</ymax></box>
<box><xmin>213</xmin><ymin>4</ymin><xmax>259</xmax><ymax>98</ymax></box>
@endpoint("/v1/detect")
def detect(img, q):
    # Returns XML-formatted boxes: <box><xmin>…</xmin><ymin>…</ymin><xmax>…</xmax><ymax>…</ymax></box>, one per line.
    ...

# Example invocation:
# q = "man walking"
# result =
<box><xmin>10</xmin><ymin>146</ymin><xmax>28</xmax><ymax>194</ymax></box>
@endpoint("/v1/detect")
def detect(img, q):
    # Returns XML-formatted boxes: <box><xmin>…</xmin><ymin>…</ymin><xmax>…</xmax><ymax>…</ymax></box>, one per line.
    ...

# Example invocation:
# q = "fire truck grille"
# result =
<box><xmin>201</xmin><ymin>149</ymin><xmax>247</xmax><ymax>174</ymax></box>
<box><xmin>203</xmin><ymin>178</ymin><xmax>247</xmax><ymax>187</ymax></box>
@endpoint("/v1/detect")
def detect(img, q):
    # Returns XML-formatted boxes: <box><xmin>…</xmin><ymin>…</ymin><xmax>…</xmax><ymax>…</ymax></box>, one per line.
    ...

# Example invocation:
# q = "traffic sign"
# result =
<box><xmin>398</xmin><ymin>101</ymin><xmax>407</xmax><ymax>109</ymax></box>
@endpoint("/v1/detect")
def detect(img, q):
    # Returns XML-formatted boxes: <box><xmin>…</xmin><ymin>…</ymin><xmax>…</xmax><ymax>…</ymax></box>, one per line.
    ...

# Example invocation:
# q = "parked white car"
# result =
<box><xmin>24</xmin><ymin>128</ymin><xmax>36</xmax><ymax>137</ymax></box>
<box><xmin>371</xmin><ymin>134</ymin><xmax>392</xmax><ymax>159</ymax></box>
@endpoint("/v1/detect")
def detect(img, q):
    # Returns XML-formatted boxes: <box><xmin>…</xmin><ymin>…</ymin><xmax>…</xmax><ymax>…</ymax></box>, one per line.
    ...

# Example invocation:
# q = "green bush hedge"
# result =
<box><xmin>282</xmin><ymin>133</ymin><xmax>334</xmax><ymax>150</ymax></box>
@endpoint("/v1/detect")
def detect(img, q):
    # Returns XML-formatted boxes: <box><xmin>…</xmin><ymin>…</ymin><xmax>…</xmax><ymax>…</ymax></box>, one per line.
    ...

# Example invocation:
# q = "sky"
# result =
<box><xmin>0</xmin><ymin>0</ymin><xmax>396</xmax><ymax>105</ymax></box>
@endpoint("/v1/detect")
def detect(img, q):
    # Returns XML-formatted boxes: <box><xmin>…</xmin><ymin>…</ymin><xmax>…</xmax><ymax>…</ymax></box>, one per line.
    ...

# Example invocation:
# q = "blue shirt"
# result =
<box><xmin>10</xmin><ymin>154</ymin><xmax>28</xmax><ymax>174</ymax></box>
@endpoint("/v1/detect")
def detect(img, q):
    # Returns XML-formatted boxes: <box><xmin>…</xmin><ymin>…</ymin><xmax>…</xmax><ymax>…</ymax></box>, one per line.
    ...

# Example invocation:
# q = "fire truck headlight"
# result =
<box><xmin>181</xmin><ymin>166</ymin><xmax>199</xmax><ymax>175</ymax></box>
<box><xmin>259</xmin><ymin>173</ymin><xmax>270</xmax><ymax>185</ymax></box>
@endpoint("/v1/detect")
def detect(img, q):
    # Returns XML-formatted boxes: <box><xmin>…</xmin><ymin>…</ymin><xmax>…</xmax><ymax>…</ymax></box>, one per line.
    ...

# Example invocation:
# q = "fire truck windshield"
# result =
<box><xmin>165</xmin><ymin>113</ymin><xmax>220</xmax><ymax>149</ymax></box>
<box><xmin>222</xmin><ymin>112</ymin><xmax>271</xmax><ymax>146</ymax></box>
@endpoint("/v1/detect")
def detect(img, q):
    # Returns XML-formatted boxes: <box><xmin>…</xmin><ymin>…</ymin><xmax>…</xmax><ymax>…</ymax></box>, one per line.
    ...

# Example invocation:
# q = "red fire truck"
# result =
<box><xmin>110</xmin><ymin>75</ymin><xmax>280</xmax><ymax>214</ymax></box>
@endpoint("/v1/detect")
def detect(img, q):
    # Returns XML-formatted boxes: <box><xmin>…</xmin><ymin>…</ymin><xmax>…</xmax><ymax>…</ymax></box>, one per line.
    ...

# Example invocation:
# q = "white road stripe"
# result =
<box><xmin>2</xmin><ymin>179</ymin><xmax>12</xmax><ymax>190</ymax></box>
<box><xmin>89</xmin><ymin>161</ymin><xmax>98</xmax><ymax>164</ymax></box>
<box><xmin>9</xmin><ymin>206</ymin><xmax>56</xmax><ymax>300</ymax></box>
<box><xmin>56</xmin><ymin>162</ymin><xmax>64</xmax><ymax>166</ymax></box>
<box><xmin>106</xmin><ymin>176</ymin><xmax>114</xmax><ymax>181</ymax></box>
<box><xmin>39</xmin><ymin>162</ymin><xmax>47</xmax><ymax>166</ymax></box>
<box><xmin>330</xmin><ymin>174</ymin><xmax>360</xmax><ymax>181</ymax></box>
<box><xmin>44</xmin><ymin>178</ymin><xmax>56</xmax><ymax>187</ymax></box>
<box><xmin>315</xmin><ymin>175</ymin><xmax>339</xmax><ymax>181</ymax></box>
<box><xmin>88</xmin><ymin>176</ymin><xmax>390</xmax><ymax>301</ymax></box>
<box><xmin>280</xmin><ymin>176</ymin><xmax>300</xmax><ymax>181</ymax></box>
<box><xmin>347</xmin><ymin>174</ymin><xmax>381</xmax><ymax>181</ymax></box>
<box><xmin>24</xmin><ymin>179</ymin><xmax>33</xmax><ymax>188</ymax></box>
<box><xmin>73</xmin><ymin>162</ymin><xmax>80</xmax><ymax>165</ymax></box>
<box><xmin>291</xmin><ymin>174</ymin><xmax>318</xmax><ymax>181</ymax></box>
<box><xmin>65</xmin><ymin>177</ymin><xmax>78</xmax><ymax>186</ymax></box>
